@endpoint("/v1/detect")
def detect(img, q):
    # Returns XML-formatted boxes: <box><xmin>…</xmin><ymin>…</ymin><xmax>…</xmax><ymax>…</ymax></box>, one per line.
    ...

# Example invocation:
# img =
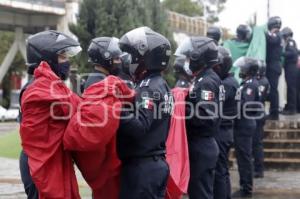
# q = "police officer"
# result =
<box><xmin>253</xmin><ymin>60</ymin><xmax>270</xmax><ymax>178</ymax></box>
<box><xmin>281</xmin><ymin>27</ymin><xmax>298</xmax><ymax>115</ymax></box>
<box><xmin>207</xmin><ymin>26</ymin><xmax>222</xmax><ymax>45</ymax></box>
<box><xmin>117</xmin><ymin>27</ymin><xmax>174</xmax><ymax>199</ymax></box>
<box><xmin>19</xmin><ymin>30</ymin><xmax>82</xmax><ymax>199</ymax></box>
<box><xmin>235</xmin><ymin>25</ymin><xmax>252</xmax><ymax>43</ymax></box>
<box><xmin>266</xmin><ymin>16</ymin><xmax>283</xmax><ymax>120</ymax></box>
<box><xmin>213</xmin><ymin>47</ymin><xmax>239</xmax><ymax>199</ymax></box>
<box><xmin>174</xmin><ymin>56</ymin><xmax>192</xmax><ymax>88</ymax></box>
<box><xmin>175</xmin><ymin>36</ymin><xmax>221</xmax><ymax>199</ymax></box>
<box><xmin>232</xmin><ymin>57</ymin><xmax>261</xmax><ymax>197</ymax></box>
<box><xmin>84</xmin><ymin>37</ymin><xmax>123</xmax><ymax>90</ymax></box>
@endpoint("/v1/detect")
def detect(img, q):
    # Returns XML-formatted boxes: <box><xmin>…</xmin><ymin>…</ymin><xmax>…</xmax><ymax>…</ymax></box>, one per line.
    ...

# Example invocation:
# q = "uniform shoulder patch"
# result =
<box><xmin>289</xmin><ymin>41</ymin><xmax>294</xmax><ymax>46</ymax></box>
<box><xmin>141</xmin><ymin>97</ymin><xmax>154</xmax><ymax>109</ymax></box>
<box><xmin>201</xmin><ymin>90</ymin><xmax>215</xmax><ymax>101</ymax></box>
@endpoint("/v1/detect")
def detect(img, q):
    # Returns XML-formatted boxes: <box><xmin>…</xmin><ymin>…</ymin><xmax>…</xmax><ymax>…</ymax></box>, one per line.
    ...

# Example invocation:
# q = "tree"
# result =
<box><xmin>70</xmin><ymin>0</ymin><xmax>176</xmax><ymax>85</ymax></box>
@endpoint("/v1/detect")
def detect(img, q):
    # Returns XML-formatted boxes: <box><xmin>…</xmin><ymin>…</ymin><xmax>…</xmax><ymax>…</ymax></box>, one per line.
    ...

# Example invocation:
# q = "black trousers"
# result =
<box><xmin>19</xmin><ymin>150</ymin><xmax>39</xmax><ymax>199</ymax></box>
<box><xmin>253</xmin><ymin>118</ymin><xmax>265</xmax><ymax>175</ymax></box>
<box><xmin>266</xmin><ymin>64</ymin><xmax>281</xmax><ymax>117</ymax></box>
<box><xmin>234</xmin><ymin>125</ymin><xmax>255</xmax><ymax>194</ymax></box>
<box><xmin>188</xmin><ymin>137</ymin><xmax>219</xmax><ymax>199</ymax></box>
<box><xmin>119</xmin><ymin>157</ymin><xmax>169</xmax><ymax>199</ymax></box>
<box><xmin>214</xmin><ymin>128</ymin><xmax>233</xmax><ymax>199</ymax></box>
<box><xmin>297</xmin><ymin>68</ymin><xmax>300</xmax><ymax>112</ymax></box>
<box><xmin>284</xmin><ymin>62</ymin><xmax>298</xmax><ymax>111</ymax></box>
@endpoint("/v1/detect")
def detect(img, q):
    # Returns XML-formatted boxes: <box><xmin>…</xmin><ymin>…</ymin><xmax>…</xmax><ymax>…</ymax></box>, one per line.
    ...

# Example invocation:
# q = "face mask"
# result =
<box><xmin>111</xmin><ymin>62</ymin><xmax>122</xmax><ymax>75</ymax></box>
<box><xmin>52</xmin><ymin>61</ymin><xmax>71</xmax><ymax>80</ymax></box>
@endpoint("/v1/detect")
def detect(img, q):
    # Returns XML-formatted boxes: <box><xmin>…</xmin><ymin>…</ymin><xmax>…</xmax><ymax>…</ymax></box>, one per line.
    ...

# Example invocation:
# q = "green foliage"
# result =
<box><xmin>163</xmin><ymin>0</ymin><xmax>203</xmax><ymax>17</ymax></box>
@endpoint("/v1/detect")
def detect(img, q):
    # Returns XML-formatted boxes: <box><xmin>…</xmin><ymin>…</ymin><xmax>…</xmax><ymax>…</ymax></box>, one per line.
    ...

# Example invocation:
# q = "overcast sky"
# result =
<box><xmin>217</xmin><ymin>0</ymin><xmax>300</xmax><ymax>44</ymax></box>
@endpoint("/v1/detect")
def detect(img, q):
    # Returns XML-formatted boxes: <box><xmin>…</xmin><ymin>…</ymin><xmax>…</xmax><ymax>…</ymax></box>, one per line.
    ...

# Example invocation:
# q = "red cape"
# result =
<box><xmin>165</xmin><ymin>88</ymin><xmax>190</xmax><ymax>199</ymax></box>
<box><xmin>20</xmin><ymin>62</ymin><xmax>81</xmax><ymax>199</ymax></box>
<box><xmin>64</xmin><ymin>75</ymin><xmax>135</xmax><ymax>199</ymax></box>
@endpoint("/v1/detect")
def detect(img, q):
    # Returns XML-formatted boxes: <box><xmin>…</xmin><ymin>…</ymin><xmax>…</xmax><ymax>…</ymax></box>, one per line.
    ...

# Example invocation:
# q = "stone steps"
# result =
<box><xmin>230</xmin><ymin>118</ymin><xmax>300</xmax><ymax>170</ymax></box>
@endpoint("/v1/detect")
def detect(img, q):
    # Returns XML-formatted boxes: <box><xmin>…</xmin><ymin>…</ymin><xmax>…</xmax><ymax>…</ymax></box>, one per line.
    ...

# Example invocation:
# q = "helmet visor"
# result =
<box><xmin>108</xmin><ymin>37</ymin><xmax>122</xmax><ymax>58</ymax></box>
<box><xmin>57</xmin><ymin>46</ymin><xmax>82</xmax><ymax>58</ymax></box>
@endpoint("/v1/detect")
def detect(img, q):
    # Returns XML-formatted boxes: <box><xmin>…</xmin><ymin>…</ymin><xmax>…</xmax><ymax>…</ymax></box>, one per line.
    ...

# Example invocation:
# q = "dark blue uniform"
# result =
<box><xmin>19</xmin><ymin>80</ymin><xmax>39</xmax><ymax>199</ymax></box>
<box><xmin>117</xmin><ymin>72</ymin><xmax>173</xmax><ymax>199</ymax></box>
<box><xmin>84</xmin><ymin>69</ymin><xmax>107</xmax><ymax>90</ymax></box>
<box><xmin>266</xmin><ymin>31</ymin><xmax>283</xmax><ymax>118</ymax></box>
<box><xmin>186</xmin><ymin>68</ymin><xmax>221</xmax><ymax>199</ymax></box>
<box><xmin>283</xmin><ymin>38</ymin><xmax>298</xmax><ymax>112</ymax></box>
<box><xmin>253</xmin><ymin>76</ymin><xmax>270</xmax><ymax>177</ymax></box>
<box><xmin>214</xmin><ymin>74</ymin><xmax>239</xmax><ymax>199</ymax></box>
<box><xmin>234</xmin><ymin>78</ymin><xmax>260</xmax><ymax>194</ymax></box>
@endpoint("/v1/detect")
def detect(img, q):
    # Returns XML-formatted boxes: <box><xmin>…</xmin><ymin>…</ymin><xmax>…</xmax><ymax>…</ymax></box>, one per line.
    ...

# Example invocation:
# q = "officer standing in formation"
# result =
<box><xmin>175</xmin><ymin>37</ymin><xmax>221</xmax><ymax>199</ymax></box>
<box><xmin>117</xmin><ymin>27</ymin><xmax>174</xmax><ymax>199</ymax></box>
<box><xmin>232</xmin><ymin>57</ymin><xmax>262</xmax><ymax>197</ymax></box>
<box><xmin>84</xmin><ymin>37</ymin><xmax>123</xmax><ymax>90</ymax></box>
<box><xmin>281</xmin><ymin>27</ymin><xmax>299</xmax><ymax>115</ymax></box>
<box><xmin>213</xmin><ymin>46</ymin><xmax>239</xmax><ymax>199</ymax></box>
<box><xmin>253</xmin><ymin>60</ymin><xmax>270</xmax><ymax>179</ymax></box>
<box><xmin>266</xmin><ymin>16</ymin><xmax>282</xmax><ymax>120</ymax></box>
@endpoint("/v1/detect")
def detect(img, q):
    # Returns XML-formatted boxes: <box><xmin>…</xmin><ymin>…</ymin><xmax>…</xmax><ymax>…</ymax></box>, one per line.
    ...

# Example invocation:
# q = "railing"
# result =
<box><xmin>3</xmin><ymin>0</ymin><xmax>65</xmax><ymax>8</ymax></box>
<box><xmin>167</xmin><ymin>10</ymin><xmax>208</xmax><ymax>36</ymax></box>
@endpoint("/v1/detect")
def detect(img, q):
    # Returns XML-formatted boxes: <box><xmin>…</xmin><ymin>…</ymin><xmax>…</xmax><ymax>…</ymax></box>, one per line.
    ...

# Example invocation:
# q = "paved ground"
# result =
<box><xmin>0</xmin><ymin>122</ymin><xmax>18</xmax><ymax>136</ymax></box>
<box><xmin>1</xmin><ymin>156</ymin><xmax>300</xmax><ymax>199</ymax></box>
<box><xmin>2</xmin><ymin>122</ymin><xmax>300</xmax><ymax>198</ymax></box>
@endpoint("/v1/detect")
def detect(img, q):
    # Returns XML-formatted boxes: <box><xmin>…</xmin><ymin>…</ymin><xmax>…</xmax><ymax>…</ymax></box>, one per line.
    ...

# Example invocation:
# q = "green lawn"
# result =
<box><xmin>0</xmin><ymin>131</ymin><xmax>21</xmax><ymax>159</ymax></box>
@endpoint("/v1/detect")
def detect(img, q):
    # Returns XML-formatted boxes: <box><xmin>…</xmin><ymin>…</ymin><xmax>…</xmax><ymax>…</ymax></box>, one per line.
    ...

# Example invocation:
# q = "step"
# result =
<box><xmin>230</xmin><ymin>158</ymin><xmax>300</xmax><ymax>170</ymax></box>
<box><xmin>264</xmin><ymin>129</ymin><xmax>300</xmax><ymax>139</ymax></box>
<box><xmin>263</xmin><ymin>139</ymin><xmax>300</xmax><ymax>149</ymax></box>
<box><xmin>263</xmin><ymin>149</ymin><xmax>300</xmax><ymax>159</ymax></box>
<box><xmin>230</xmin><ymin>148</ymin><xmax>300</xmax><ymax>159</ymax></box>
<box><xmin>265</xmin><ymin>119</ymin><xmax>300</xmax><ymax>129</ymax></box>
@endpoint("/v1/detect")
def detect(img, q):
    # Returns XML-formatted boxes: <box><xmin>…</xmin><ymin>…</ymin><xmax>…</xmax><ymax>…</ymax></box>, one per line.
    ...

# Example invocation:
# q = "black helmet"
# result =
<box><xmin>281</xmin><ymin>27</ymin><xmax>293</xmax><ymax>38</ymax></box>
<box><xmin>234</xmin><ymin>57</ymin><xmax>259</xmax><ymax>79</ymax></box>
<box><xmin>175</xmin><ymin>36</ymin><xmax>218</xmax><ymax>74</ymax></box>
<box><xmin>119</xmin><ymin>27</ymin><xmax>171</xmax><ymax>78</ymax></box>
<box><xmin>206</xmin><ymin>26</ymin><xmax>222</xmax><ymax>44</ymax></box>
<box><xmin>26</xmin><ymin>30</ymin><xmax>81</xmax><ymax>75</ymax></box>
<box><xmin>257</xmin><ymin>59</ymin><xmax>267</xmax><ymax>77</ymax></box>
<box><xmin>173</xmin><ymin>56</ymin><xmax>193</xmax><ymax>77</ymax></box>
<box><xmin>268</xmin><ymin>16</ymin><xmax>282</xmax><ymax>30</ymax></box>
<box><xmin>213</xmin><ymin>46</ymin><xmax>232</xmax><ymax>79</ymax></box>
<box><xmin>87</xmin><ymin>37</ymin><xmax>122</xmax><ymax>74</ymax></box>
<box><xmin>236</xmin><ymin>24</ymin><xmax>252</xmax><ymax>42</ymax></box>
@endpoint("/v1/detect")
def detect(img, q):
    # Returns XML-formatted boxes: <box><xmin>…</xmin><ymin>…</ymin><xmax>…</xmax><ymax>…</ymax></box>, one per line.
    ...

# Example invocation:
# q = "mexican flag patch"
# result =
<box><xmin>141</xmin><ymin>97</ymin><xmax>154</xmax><ymax>109</ymax></box>
<box><xmin>201</xmin><ymin>90</ymin><xmax>215</xmax><ymax>101</ymax></box>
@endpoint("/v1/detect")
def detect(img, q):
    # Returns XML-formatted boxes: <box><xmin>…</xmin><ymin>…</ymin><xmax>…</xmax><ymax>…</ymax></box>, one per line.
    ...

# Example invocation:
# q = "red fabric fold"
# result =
<box><xmin>63</xmin><ymin>75</ymin><xmax>134</xmax><ymax>199</ymax></box>
<box><xmin>165</xmin><ymin>88</ymin><xmax>190</xmax><ymax>199</ymax></box>
<box><xmin>20</xmin><ymin>61</ymin><xmax>81</xmax><ymax>199</ymax></box>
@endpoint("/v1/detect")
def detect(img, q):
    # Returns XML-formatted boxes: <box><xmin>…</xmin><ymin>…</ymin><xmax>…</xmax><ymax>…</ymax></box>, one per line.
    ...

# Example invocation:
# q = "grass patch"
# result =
<box><xmin>0</xmin><ymin>131</ymin><xmax>21</xmax><ymax>159</ymax></box>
